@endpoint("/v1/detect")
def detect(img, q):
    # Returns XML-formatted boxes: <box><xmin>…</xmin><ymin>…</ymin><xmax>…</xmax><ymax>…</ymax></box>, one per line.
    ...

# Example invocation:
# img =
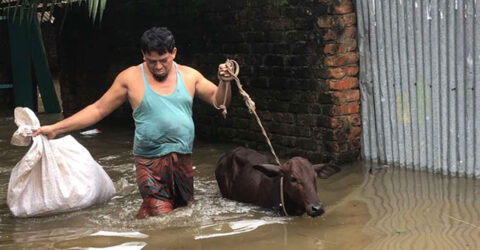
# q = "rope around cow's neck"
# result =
<box><xmin>215</xmin><ymin>59</ymin><xmax>282</xmax><ymax>166</ymax></box>
<box><xmin>280</xmin><ymin>177</ymin><xmax>289</xmax><ymax>216</ymax></box>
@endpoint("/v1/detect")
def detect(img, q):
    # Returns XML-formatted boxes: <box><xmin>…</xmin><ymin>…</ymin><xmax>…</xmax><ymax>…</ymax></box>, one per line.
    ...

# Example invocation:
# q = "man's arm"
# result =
<box><xmin>195</xmin><ymin>64</ymin><xmax>232</xmax><ymax>107</ymax></box>
<box><xmin>33</xmin><ymin>70</ymin><xmax>130</xmax><ymax>138</ymax></box>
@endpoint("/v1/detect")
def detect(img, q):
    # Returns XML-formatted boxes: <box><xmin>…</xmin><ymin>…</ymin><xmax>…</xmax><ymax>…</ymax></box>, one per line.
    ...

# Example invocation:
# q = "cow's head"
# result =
<box><xmin>253</xmin><ymin>158</ymin><xmax>339</xmax><ymax>217</ymax></box>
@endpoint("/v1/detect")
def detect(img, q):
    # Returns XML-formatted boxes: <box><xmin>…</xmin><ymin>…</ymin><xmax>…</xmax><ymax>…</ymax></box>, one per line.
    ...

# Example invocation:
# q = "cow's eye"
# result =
<box><xmin>290</xmin><ymin>177</ymin><xmax>298</xmax><ymax>183</ymax></box>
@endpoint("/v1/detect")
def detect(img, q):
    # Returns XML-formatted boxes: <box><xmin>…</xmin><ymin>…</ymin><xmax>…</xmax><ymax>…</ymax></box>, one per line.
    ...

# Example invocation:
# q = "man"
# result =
<box><xmin>33</xmin><ymin>27</ymin><xmax>232</xmax><ymax>218</ymax></box>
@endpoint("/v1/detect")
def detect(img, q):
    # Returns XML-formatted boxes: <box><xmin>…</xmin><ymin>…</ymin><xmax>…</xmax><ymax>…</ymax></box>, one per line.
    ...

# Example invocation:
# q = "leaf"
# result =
<box><xmin>88</xmin><ymin>0</ymin><xmax>93</xmax><ymax>18</ymax></box>
<box><xmin>91</xmin><ymin>0</ymin><xmax>99</xmax><ymax>24</ymax></box>
<box><xmin>1</xmin><ymin>0</ymin><xmax>107</xmax><ymax>24</ymax></box>
<box><xmin>98</xmin><ymin>0</ymin><xmax>106</xmax><ymax>24</ymax></box>
<box><xmin>49</xmin><ymin>0</ymin><xmax>55</xmax><ymax>21</ymax></box>
<box><xmin>395</xmin><ymin>228</ymin><xmax>409</xmax><ymax>233</ymax></box>
<box><xmin>39</xmin><ymin>2</ymin><xmax>46</xmax><ymax>22</ymax></box>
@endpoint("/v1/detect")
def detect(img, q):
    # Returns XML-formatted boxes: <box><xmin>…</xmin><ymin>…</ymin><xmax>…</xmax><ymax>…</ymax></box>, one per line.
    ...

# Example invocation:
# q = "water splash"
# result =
<box><xmin>194</xmin><ymin>218</ymin><xmax>289</xmax><ymax>240</ymax></box>
<box><xmin>70</xmin><ymin>242</ymin><xmax>147</xmax><ymax>250</ymax></box>
<box><xmin>90</xmin><ymin>231</ymin><xmax>148</xmax><ymax>239</ymax></box>
<box><xmin>98</xmin><ymin>155</ymin><xmax>121</xmax><ymax>162</ymax></box>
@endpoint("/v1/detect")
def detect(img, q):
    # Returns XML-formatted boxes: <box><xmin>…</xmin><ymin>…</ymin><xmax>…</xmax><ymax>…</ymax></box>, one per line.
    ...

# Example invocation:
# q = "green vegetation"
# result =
<box><xmin>0</xmin><ymin>0</ymin><xmax>106</xmax><ymax>23</ymax></box>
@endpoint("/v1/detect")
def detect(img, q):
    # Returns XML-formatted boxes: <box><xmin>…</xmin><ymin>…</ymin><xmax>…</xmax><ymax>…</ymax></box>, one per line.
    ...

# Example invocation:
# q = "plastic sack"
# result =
<box><xmin>7</xmin><ymin>107</ymin><xmax>116</xmax><ymax>217</ymax></box>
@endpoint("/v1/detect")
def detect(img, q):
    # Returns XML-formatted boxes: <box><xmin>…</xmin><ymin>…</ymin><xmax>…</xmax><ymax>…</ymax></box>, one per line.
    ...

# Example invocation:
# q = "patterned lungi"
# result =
<box><xmin>135</xmin><ymin>152</ymin><xmax>193</xmax><ymax>218</ymax></box>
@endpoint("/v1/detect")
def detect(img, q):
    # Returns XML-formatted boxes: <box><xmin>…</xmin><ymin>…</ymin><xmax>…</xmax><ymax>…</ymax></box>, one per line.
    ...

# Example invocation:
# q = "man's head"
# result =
<box><xmin>140</xmin><ymin>27</ymin><xmax>177</xmax><ymax>81</ymax></box>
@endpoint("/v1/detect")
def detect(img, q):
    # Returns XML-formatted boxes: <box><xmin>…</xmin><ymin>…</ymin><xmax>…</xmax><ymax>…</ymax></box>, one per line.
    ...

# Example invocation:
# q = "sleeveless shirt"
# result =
<box><xmin>132</xmin><ymin>62</ymin><xmax>194</xmax><ymax>157</ymax></box>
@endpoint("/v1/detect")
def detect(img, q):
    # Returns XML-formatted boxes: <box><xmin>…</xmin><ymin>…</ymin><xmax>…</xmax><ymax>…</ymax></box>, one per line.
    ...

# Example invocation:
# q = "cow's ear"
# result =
<box><xmin>253</xmin><ymin>164</ymin><xmax>282</xmax><ymax>177</ymax></box>
<box><xmin>313</xmin><ymin>163</ymin><xmax>340</xmax><ymax>179</ymax></box>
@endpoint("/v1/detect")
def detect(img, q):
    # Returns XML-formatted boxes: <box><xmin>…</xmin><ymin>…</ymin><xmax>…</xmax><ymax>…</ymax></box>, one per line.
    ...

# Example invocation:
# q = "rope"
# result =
<box><xmin>280</xmin><ymin>177</ymin><xmax>289</xmax><ymax>216</ymax></box>
<box><xmin>215</xmin><ymin>59</ymin><xmax>282</xmax><ymax>166</ymax></box>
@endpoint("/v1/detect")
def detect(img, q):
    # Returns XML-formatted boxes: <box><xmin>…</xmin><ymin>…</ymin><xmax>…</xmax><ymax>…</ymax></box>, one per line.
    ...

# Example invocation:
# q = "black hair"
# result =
<box><xmin>140</xmin><ymin>27</ymin><xmax>175</xmax><ymax>54</ymax></box>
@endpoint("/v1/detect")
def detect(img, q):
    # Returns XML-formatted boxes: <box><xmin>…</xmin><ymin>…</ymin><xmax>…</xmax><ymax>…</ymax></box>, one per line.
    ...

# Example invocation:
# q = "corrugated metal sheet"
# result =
<box><xmin>357</xmin><ymin>0</ymin><xmax>480</xmax><ymax>177</ymax></box>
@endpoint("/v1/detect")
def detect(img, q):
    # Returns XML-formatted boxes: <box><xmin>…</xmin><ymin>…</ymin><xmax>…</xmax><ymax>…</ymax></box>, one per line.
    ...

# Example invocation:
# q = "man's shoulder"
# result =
<box><xmin>122</xmin><ymin>65</ymin><xmax>141</xmax><ymax>76</ymax></box>
<box><xmin>110</xmin><ymin>65</ymin><xmax>141</xmax><ymax>88</ymax></box>
<box><xmin>177</xmin><ymin>64</ymin><xmax>201</xmax><ymax>77</ymax></box>
<box><xmin>117</xmin><ymin>65</ymin><xmax>140</xmax><ymax>80</ymax></box>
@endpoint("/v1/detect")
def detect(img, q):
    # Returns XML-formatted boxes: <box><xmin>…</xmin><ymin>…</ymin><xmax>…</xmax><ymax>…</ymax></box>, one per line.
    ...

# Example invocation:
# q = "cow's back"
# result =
<box><xmin>215</xmin><ymin>147</ymin><xmax>275</xmax><ymax>206</ymax></box>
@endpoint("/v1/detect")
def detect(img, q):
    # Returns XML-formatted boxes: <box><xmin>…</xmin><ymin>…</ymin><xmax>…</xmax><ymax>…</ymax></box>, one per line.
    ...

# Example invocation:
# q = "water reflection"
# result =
<box><xmin>354</xmin><ymin>162</ymin><xmax>480</xmax><ymax>249</ymax></box>
<box><xmin>0</xmin><ymin>113</ymin><xmax>479</xmax><ymax>249</ymax></box>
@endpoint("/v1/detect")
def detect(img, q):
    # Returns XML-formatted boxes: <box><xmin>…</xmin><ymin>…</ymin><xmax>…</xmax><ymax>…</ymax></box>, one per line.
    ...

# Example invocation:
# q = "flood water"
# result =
<box><xmin>0</xmin><ymin>113</ymin><xmax>479</xmax><ymax>249</ymax></box>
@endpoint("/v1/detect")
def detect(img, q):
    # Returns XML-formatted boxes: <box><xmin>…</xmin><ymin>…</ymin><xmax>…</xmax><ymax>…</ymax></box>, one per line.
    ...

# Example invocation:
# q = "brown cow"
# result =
<box><xmin>215</xmin><ymin>147</ymin><xmax>339</xmax><ymax>217</ymax></box>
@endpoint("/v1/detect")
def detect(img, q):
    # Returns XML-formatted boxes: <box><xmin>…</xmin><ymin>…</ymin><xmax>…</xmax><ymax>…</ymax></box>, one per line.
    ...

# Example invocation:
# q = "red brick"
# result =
<box><xmin>323</xmin><ymin>40</ymin><xmax>357</xmax><ymax>55</ymax></box>
<box><xmin>327</xmin><ymin>77</ymin><xmax>358</xmax><ymax>90</ymax></box>
<box><xmin>340</xmin><ymin>39</ymin><xmax>357</xmax><ymax>53</ymax></box>
<box><xmin>341</xmin><ymin>13</ymin><xmax>357</xmax><ymax>27</ymax></box>
<box><xmin>345</xmin><ymin>66</ymin><xmax>359</xmax><ymax>76</ymax></box>
<box><xmin>318</xmin><ymin>115</ymin><xmax>339</xmax><ymax>128</ymax></box>
<box><xmin>317</xmin><ymin>13</ymin><xmax>356</xmax><ymax>28</ymax></box>
<box><xmin>320</xmin><ymin>27</ymin><xmax>356</xmax><ymax>41</ymax></box>
<box><xmin>321</xmin><ymin>29</ymin><xmax>337</xmax><ymax>41</ymax></box>
<box><xmin>332</xmin><ymin>102</ymin><xmax>360</xmax><ymax>115</ymax></box>
<box><xmin>340</xmin><ymin>26</ymin><xmax>357</xmax><ymax>41</ymax></box>
<box><xmin>320</xmin><ymin>67</ymin><xmax>346</xmax><ymax>79</ymax></box>
<box><xmin>346</xmin><ymin>114</ymin><xmax>362</xmax><ymax>126</ymax></box>
<box><xmin>330</xmin><ymin>0</ymin><xmax>354</xmax><ymax>14</ymax></box>
<box><xmin>332</xmin><ymin>89</ymin><xmax>360</xmax><ymax>103</ymax></box>
<box><xmin>348</xmin><ymin>126</ymin><xmax>362</xmax><ymax>139</ymax></box>
<box><xmin>317</xmin><ymin>16</ymin><xmax>334</xmax><ymax>28</ymax></box>
<box><xmin>323</xmin><ymin>43</ymin><xmax>338</xmax><ymax>54</ymax></box>
<box><xmin>324</xmin><ymin>52</ymin><xmax>358</xmax><ymax>66</ymax></box>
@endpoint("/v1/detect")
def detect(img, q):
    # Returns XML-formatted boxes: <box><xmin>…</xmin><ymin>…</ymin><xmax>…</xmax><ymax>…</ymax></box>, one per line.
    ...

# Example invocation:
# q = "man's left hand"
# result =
<box><xmin>218</xmin><ymin>63</ymin><xmax>232</xmax><ymax>78</ymax></box>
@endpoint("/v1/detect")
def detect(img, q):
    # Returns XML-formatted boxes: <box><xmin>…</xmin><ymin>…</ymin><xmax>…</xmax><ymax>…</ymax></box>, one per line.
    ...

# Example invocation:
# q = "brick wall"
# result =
<box><xmin>315</xmin><ymin>0</ymin><xmax>361</xmax><ymax>162</ymax></box>
<box><xmin>56</xmin><ymin>0</ymin><xmax>360</xmax><ymax>163</ymax></box>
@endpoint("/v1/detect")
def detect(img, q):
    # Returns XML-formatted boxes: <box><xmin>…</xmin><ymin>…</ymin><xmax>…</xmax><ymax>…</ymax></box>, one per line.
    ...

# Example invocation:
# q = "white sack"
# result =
<box><xmin>7</xmin><ymin>107</ymin><xmax>116</xmax><ymax>217</ymax></box>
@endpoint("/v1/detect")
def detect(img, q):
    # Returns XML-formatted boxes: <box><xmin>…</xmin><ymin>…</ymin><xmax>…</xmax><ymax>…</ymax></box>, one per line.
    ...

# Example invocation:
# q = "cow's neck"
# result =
<box><xmin>272</xmin><ymin>177</ymin><xmax>304</xmax><ymax>216</ymax></box>
<box><xmin>271</xmin><ymin>177</ymin><xmax>282</xmax><ymax>211</ymax></box>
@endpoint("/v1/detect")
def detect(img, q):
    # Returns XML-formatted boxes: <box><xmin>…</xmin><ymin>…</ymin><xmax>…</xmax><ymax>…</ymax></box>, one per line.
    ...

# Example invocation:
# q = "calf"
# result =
<box><xmin>215</xmin><ymin>147</ymin><xmax>339</xmax><ymax>217</ymax></box>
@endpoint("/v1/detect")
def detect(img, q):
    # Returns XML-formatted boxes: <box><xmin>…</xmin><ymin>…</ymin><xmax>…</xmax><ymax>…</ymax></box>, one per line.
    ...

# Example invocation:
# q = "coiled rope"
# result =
<box><xmin>215</xmin><ymin>59</ymin><xmax>282</xmax><ymax>167</ymax></box>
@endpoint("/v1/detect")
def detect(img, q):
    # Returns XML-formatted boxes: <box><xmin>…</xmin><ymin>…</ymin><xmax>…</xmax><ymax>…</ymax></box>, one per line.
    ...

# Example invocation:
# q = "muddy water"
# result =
<box><xmin>0</xmin><ymin>113</ymin><xmax>479</xmax><ymax>249</ymax></box>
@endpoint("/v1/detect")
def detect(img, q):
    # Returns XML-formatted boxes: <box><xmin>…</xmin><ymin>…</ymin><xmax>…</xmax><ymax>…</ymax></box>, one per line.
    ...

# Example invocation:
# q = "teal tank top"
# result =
<box><xmin>132</xmin><ymin>62</ymin><xmax>194</xmax><ymax>157</ymax></box>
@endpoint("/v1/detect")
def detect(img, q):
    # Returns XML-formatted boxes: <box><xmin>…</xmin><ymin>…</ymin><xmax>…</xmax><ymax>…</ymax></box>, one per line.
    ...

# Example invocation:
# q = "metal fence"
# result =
<box><xmin>357</xmin><ymin>0</ymin><xmax>480</xmax><ymax>177</ymax></box>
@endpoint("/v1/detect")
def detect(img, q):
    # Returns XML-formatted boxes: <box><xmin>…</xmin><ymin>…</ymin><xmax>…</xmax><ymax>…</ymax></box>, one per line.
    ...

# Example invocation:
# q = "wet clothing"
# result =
<box><xmin>132</xmin><ymin>62</ymin><xmax>194</xmax><ymax>158</ymax></box>
<box><xmin>132</xmin><ymin>62</ymin><xmax>195</xmax><ymax>218</ymax></box>
<box><xmin>135</xmin><ymin>153</ymin><xmax>193</xmax><ymax>218</ymax></box>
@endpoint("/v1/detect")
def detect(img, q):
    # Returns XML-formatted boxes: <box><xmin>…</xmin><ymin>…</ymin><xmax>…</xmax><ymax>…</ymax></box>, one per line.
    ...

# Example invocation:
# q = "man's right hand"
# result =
<box><xmin>32</xmin><ymin>125</ymin><xmax>57</xmax><ymax>139</ymax></box>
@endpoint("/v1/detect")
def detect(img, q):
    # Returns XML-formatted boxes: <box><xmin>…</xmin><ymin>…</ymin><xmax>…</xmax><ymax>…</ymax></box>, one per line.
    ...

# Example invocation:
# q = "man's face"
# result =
<box><xmin>143</xmin><ymin>48</ymin><xmax>176</xmax><ymax>81</ymax></box>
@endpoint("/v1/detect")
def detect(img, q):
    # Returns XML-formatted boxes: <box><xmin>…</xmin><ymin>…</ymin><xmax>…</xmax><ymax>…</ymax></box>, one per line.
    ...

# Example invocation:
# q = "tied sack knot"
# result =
<box><xmin>11</xmin><ymin>107</ymin><xmax>41</xmax><ymax>147</ymax></box>
<box><xmin>11</xmin><ymin>125</ymin><xmax>39</xmax><ymax>146</ymax></box>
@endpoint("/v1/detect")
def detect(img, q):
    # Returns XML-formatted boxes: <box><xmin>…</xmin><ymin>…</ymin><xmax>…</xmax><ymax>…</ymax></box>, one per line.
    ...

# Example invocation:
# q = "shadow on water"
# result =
<box><xmin>0</xmin><ymin>113</ymin><xmax>479</xmax><ymax>249</ymax></box>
